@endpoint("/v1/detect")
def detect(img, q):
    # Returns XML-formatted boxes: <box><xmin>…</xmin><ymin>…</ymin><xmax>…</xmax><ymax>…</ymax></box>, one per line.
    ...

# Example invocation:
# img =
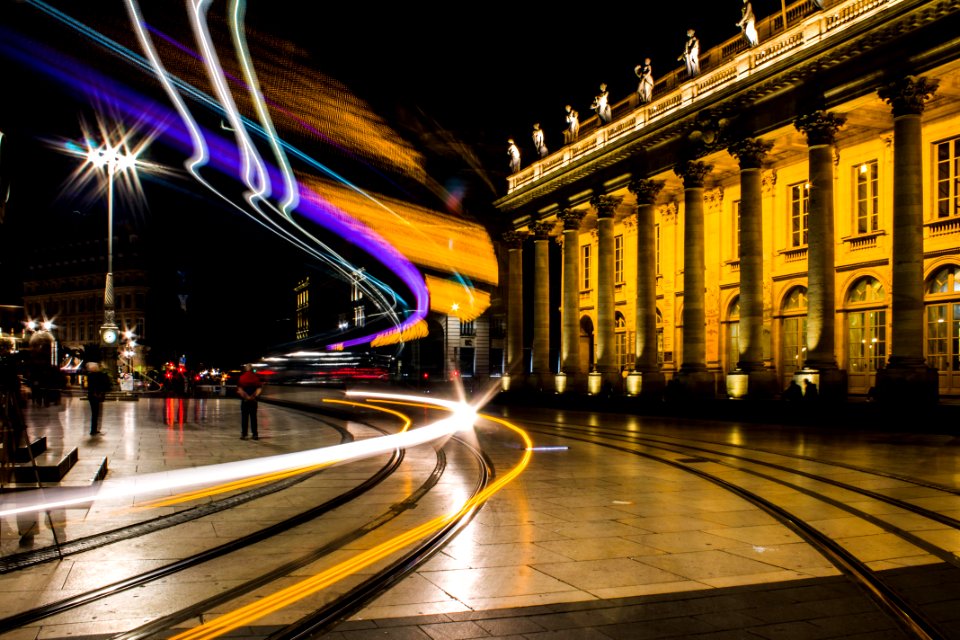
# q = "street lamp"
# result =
<box><xmin>86</xmin><ymin>143</ymin><xmax>142</xmax><ymax>385</ymax></box>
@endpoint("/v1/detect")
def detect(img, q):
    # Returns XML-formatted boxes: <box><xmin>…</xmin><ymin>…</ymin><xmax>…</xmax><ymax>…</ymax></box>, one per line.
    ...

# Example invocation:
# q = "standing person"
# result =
<box><xmin>564</xmin><ymin>105</ymin><xmax>580</xmax><ymax>144</ymax></box>
<box><xmin>532</xmin><ymin>123</ymin><xmax>548</xmax><ymax>158</ymax></box>
<box><xmin>679</xmin><ymin>29</ymin><xmax>700</xmax><ymax>76</ymax></box>
<box><xmin>738</xmin><ymin>0</ymin><xmax>758</xmax><ymax>47</ymax></box>
<box><xmin>237</xmin><ymin>364</ymin><xmax>263</xmax><ymax>440</ymax></box>
<box><xmin>507</xmin><ymin>139</ymin><xmax>521</xmax><ymax>173</ymax></box>
<box><xmin>635</xmin><ymin>58</ymin><xmax>654</xmax><ymax>103</ymax></box>
<box><xmin>86</xmin><ymin>362</ymin><xmax>110</xmax><ymax>436</ymax></box>
<box><xmin>591</xmin><ymin>83</ymin><xmax>612</xmax><ymax>124</ymax></box>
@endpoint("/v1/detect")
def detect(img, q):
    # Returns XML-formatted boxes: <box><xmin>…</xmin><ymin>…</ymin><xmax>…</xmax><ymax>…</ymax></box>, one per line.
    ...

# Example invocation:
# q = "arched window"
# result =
<box><xmin>925</xmin><ymin>266</ymin><xmax>960</xmax><ymax>388</ymax></box>
<box><xmin>846</xmin><ymin>276</ymin><xmax>886</xmax><ymax>392</ymax></box>
<box><xmin>780</xmin><ymin>286</ymin><xmax>807</xmax><ymax>384</ymax></box>
<box><xmin>656</xmin><ymin>309</ymin><xmax>664</xmax><ymax>365</ymax></box>
<box><xmin>614</xmin><ymin>311</ymin><xmax>630</xmax><ymax>370</ymax></box>
<box><xmin>725</xmin><ymin>297</ymin><xmax>740</xmax><ymax>372</ymax></box>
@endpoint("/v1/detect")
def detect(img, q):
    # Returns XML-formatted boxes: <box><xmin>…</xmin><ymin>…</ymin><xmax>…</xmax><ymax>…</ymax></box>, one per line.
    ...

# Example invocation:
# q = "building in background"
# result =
<box><xmin>495</xmin><ymin>0</ymin><xmax>960</xmax><ymax>402</ymax></box>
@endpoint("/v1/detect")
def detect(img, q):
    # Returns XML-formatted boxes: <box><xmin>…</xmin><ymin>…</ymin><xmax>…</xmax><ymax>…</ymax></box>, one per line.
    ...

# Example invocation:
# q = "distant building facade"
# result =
<box><xmin>495</xmin><ymin>0</ymin><xmax>960</xmax><ymax>401</ymax></box>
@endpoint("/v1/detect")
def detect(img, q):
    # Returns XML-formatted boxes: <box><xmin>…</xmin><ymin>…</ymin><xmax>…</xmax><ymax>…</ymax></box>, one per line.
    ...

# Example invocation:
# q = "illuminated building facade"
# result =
<box><xmin>495</xmin><ymin>0</ymin><xmax>960</xmax><ymax>401</ymax></box>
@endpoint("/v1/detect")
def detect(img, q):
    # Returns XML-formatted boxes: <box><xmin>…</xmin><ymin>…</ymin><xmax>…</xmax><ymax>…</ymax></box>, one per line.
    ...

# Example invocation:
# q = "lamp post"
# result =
<box><xmin>85</xmin><ymin>143</ymin><xmax>140</xmax><ymax>389</ymax></box>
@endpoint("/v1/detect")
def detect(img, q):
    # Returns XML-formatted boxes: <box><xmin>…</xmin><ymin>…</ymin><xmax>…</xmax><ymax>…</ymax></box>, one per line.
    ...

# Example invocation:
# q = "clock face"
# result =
<box><xmin>102</xmin><ymin>329</ymin><xmax>118</xmax><ymax>344</ymax></box>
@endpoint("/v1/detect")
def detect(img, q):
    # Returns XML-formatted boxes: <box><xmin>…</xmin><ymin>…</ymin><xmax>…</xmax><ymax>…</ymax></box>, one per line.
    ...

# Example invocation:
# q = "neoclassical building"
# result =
<box><xmin>494</xmin><ymin>0</ymin><xmax>960</xmax><ymax>401</ymax></box>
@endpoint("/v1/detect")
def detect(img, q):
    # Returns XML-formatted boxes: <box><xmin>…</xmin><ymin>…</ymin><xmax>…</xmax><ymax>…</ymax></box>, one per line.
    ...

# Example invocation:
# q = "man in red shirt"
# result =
<box><xmin>237</xmin><ymin>364</ymin><xmax>263</xmax><ymax>440</ymax></box>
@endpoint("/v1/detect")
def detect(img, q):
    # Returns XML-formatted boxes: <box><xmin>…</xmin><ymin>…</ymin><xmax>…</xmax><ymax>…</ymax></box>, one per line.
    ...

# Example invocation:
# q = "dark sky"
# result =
<box><xmin>0</xmin><ymin>0</ymin><xmax>743</xmax><ymax>365</ymax></box>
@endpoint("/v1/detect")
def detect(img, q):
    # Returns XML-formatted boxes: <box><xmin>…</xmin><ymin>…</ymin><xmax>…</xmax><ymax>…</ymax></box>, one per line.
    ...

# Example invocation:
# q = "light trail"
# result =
<box><xmin>0</xmin><ymin>393</ymin><xmax>475</xmax><ymax>519</ymax></box>
<box><xmin>132</xmin><ymin>399</ymin><xmax>414</xmax><ymax>510</ymax></box>
<box><xmin>169</xmin><ymin>411</ymin><xmax>533</xmax><ymax>640</ymax></box>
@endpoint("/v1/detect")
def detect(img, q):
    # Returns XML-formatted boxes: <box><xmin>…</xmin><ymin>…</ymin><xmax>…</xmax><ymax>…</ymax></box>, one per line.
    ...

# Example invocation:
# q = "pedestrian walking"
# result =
<box><xmin>237</xmin><ymin>364</ymin><xmax>263</xmax><ymax>440</ymax></box>
<box><xmin>86</xmin><ymin>362</ymin><xmax>110</xmax><ymax>435</ymax></box>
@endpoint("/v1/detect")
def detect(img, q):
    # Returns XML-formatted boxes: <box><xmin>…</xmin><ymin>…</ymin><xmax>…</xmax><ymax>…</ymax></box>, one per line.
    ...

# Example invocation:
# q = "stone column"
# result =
<box><xmin>675</xmin><ymin>159</ymin><xmax>714</xmax><ymax>398</ymax></box>
<box><xmin>794</xmin><ymin>110</ymin><xmax>847</xmax><ymax>398</ymax></box>
<box><xmin>530</xmin><ymin>220</ymin><xmax>554</xmax><ymax>387</ymax></box>
<box><xmin>726</xmin><ymin>138</ymin><xmax>778</xmax><ymax>398</ymax></box>
<box><xmin>558</xmin><ymin>208</ymin><xmax>586</xmax><ymax>392</ymax></box>
<box><xmin>591</xmin><ymin>195</ymin><xmax>622</xmax><ymax>388</ymax></box>
<box><xmin>876</xmin><ymin>75</ymin><xmax>940</xmax><ymax>403</ymax></box>
<box><xmin>627</xmin><ymin>178</ymin><xmax>665</xmax><ymax>398</ymax></box>
<box><xmin>502</xmin><ymin>230</ymin><xmax>526</xmax><ymax>388</ymax></box>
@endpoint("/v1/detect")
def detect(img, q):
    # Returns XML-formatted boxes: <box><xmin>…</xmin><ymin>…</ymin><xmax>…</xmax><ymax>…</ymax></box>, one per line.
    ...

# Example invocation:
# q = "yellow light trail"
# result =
<box><xmin>133</xmin><ymin>400</ymin><xmax>413</xmax><ymax>509</ymax></box>
<box><xmin>169</xmin><ymin>413</ymin><xmax>533</xmax><ymax>640</ymax></box>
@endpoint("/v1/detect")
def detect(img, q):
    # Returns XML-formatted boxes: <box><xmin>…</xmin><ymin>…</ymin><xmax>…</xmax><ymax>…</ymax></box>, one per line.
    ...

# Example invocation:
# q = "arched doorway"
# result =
<box><xmin>845</xmin><ymin>276</ymin><xmax>886</xmax><ymax>394</ymax></box>
<box><xmin>723</xmin><ymin>296</ymin><xmax>740</xmax><ymax>373</ymax></box>
<box><xmin>925</xmin><ymin>264</ymin><xmax>960</xmax><ymax>396</ymax></box>
<box><xmin>579</xmin><ymin>315</ymin><xmax>594</xmax><ymax>373</ymax></box>
<box><xmin>779</xmin><ymin>286</ymin><xmax>807</xmax><ymax>388</ymax></box>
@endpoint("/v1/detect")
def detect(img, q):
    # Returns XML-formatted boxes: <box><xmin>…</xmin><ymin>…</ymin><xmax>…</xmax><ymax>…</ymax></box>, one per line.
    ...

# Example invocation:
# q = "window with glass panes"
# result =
<box><xmin>726</xmin><ymin>297</ymin><xmax>740</xmax><ymax>372</ymax></box>
<box><xmin>855</xmin><ymin>161</ymin><xmax>879</xmax><ymax>233</ymax></box>
<box><xmin>846</xmin><ymin>277</ymin><xmax>886</xmax><ymax>374</ymax></box>
<box><xmin>614</xmin><ymin>235</ymin><xmax>624</xmax><ymax>283</ymax></box>
<box><xmin>789</xmin><ymin>183</ymin><xmax>809</xmax><ymax>247</ymax></box>
<box><xmin>580</xmin><ymin>244</ymin><xmax>591</xmax><ymax>290</ymax></box>
<box><xmin>781</xmin><ymin>287</ymin><xmax>808</xmax><ymax>378</ymax></box>
<box><xmin>936</xmin><ymin>137</ymin><xmax>960</xmax><ymax>219</ymax></box>
<box><xmin>926</xmin><ymin>266</ymin><xmax>960</xmax><ymax>372</ymax></box>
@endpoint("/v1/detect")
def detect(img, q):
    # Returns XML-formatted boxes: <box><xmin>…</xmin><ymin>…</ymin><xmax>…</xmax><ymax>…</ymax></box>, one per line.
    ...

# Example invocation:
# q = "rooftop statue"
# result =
<box><xmin>564</xmin><ymin>105</ymin><xmax>580</xmax><ymax>144</ymax></box>
<box><xmin>591</xmin><ymin>83</ymin><xmax>612</xmax><ymax>124</ymax></box>
<box><xmin>738</xmin><ymin>0</ymin><xmax>758</xmax><ymax>47</ymax></box>
<box><xmin>507</xmin><ymin>139</ymin><xmax>521</xmax><ymax>173</ymax></box>
<box><xmin>532</xmin><ymin>123</ymin><xmax>548</xmax><ymax>158</ymax></box>
<box><xmin>635</xmin><ymin>58</ymin><xmax>654</xmax><ymax>104</ymax></box>
<box><xmin>679</xmin><ymin>29</ymin><xmax>700</xmax><ymax>77</ymax></box>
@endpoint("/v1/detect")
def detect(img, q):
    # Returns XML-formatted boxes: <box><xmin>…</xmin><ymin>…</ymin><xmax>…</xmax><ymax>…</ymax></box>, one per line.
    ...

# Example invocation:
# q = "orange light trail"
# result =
<box><xmin>168</xmin><ymin>413</ymin><xmax>533</xmax><ymax>640</ymax></box>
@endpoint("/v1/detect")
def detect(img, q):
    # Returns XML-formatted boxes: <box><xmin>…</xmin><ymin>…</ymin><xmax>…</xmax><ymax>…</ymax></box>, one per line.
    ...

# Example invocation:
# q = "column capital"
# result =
<box><xmin>628</xmin><ymin>178</ymin><xmax>665</xmax><ymax>205</ymax></box>
<box><xmin>674</xmin><ymin>160</ymin><xmax>713</xmax><ymax>188</ymax></box>
<box><xmin>878</xmin><ymin>75</ymin><xmax>939</xmax><ymax>117</ymax></box>
<box><xmin>793</xmin><ymin>110</ymin><xmax>846</xmax><ymax>146</ymax></box>
<box><xmin>558</xmin><ymin>208</ymin><xmax>587</xmax><ymax>230</ymax></box>
<box><xmin>530</xmin><ymin>220</ymin><xmax>555</xmax><ymax>240</ymax></box>
<box><xmin>727</xmin><ymin>137</ymin><xmax>774</xmax><ymax>170</ymax></box>
<box><xmin>589</xmin><ymin>195</ymin><xmax>623</xmax><ymax>219</ymax></box>
<box><xmin>501</xmin><ymin>230</ymin><xmax>527</xmax><ymax>248</ymax></box>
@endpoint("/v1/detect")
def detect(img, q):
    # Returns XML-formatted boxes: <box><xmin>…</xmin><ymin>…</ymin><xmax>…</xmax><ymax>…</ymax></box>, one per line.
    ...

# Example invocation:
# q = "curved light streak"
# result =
<box><xmin>169</xmin><ymin>411</ymin><xmax>533</xmax><ymax>640</ymax></box>
<box><xmin>12</xmin><ymin>2</ymin><xmax>425</xmax><ymax>348</ymax></box>
<box><xmin>0</xmin><ymin>393</ymin><xmax>476</xmax><ymax>519</ymax></box>
<box><xmin>134</xmin><ymin>399</ymin><xmax>414</xmax><ymax>509</ymax></box>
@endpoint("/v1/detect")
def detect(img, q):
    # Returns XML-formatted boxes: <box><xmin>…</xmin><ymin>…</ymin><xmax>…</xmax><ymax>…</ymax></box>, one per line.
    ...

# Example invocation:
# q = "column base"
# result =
<box><xmin>555</xmin><ymin>372</ymin><xmax>587</xmax><ymax>394</ymax></box>
<box><xmin>875</xmin><ymin>365</ymin><xmax>939</xmax><ymax>405</ymax></box>
<box><xmin>793</xmin><ymin>368</ymin><xmax>848</xmax><ymax>402</ymax></box>
<box><xmin>726</xmin><ymin>369</ymin><xmax>778</xmax><ymax>399</ymax></box>
<box><xmin>586</xmin><ymin>371</ymin><xmax>621</xmax><ymax>396</ymax></box>
<box><xmin>668</xmin><ymin>370</ymin><xmax>717</xmax><ymax>401</ymax></box>
<box><xmin>625</xmin><ymin>371</ymin><xmax>665</xmax><ymax>399</ymax></box>
<box><xmin>528</xmin><ymin>373</ymin><xmax>555</xmax><ymax>392</ymax></box>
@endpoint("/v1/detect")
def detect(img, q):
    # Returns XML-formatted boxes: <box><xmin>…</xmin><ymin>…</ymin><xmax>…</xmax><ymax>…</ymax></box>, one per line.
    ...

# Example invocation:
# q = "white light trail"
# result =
<box><xmin>0</xmin><ymin>393</ymin><xmax>477</xmax><ymax>518</ymax></box>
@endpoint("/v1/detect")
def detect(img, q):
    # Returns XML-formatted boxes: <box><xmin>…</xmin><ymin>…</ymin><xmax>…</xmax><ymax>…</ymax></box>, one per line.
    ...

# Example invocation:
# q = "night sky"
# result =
<box><xmin>0</xmin><ymin>0</ymin><xmax>741</xmax><ymax>366</ymax></box>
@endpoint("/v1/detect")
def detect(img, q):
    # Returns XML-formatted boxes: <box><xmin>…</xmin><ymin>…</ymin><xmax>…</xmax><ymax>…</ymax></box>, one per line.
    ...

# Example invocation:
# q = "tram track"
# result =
<box><xmin>517</xmin><ymin>418</ymin><xmax>960</xmax><ymax>639</ymax></box>
<box><xmin>0</xmin><ymin>395</ymin><xmax>497</xmax><ymax>640</ymax></box>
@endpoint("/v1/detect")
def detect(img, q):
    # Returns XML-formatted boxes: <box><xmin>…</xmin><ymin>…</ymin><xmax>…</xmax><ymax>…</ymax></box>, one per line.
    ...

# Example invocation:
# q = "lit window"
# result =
<box><xmin>936</xmin><ymin>137</ymin><xmax>960</xmax><ymax>219</ymax></box>
<box><xmin>614</xmin><ymin>235</ymin><xmax>624</xmax><ymax>283</ymax></box>
<box><xmin>855</xmin><ymin>161</ymin><xmax>879</xmax><ymax>234</ymax></box>
<box><xmin>580</xmin><ymin>244</ymin><xmax>591</xmax><ymax>290</ymax></box>
<box><xmin>789</xmin><ymin>182</ymin><xmax>809</xmax><ymax>247</ymax></box>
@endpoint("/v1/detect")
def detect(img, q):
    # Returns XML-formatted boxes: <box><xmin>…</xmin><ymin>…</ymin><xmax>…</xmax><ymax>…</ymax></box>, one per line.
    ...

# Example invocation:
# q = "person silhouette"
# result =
<box><xmin>679</xmin><ymin>29</ymin><xmax>700</xmax><ymax>76</ymax></box>
<box><xmin>507</xmin><ymin>139</ymin><xmax>521</xmax><ymax>173</ymax></box>
<box><xmin>635</xmin><ymin>58</ymin><xmax>654</xmax><ymax>103</ymax></box>
<box><xmin>783</xmin><ymin>379</ymin><xmax>802</xmax><ymax>402</ymax></box>
<box><xmin>803</xmin><ymin>378</ymin><xmax>819</xmax><ymax>401</ymax></box>
<box><xmin>564</xmin><ymin>105</ymin><xmax>580</xmax><ymax>144</ymax></box>
<box><xmin>591</xmin><ymin>83</ymin><xmax>612</xmax><ymax>124</ymax></box>
<box><xmin>738</xmin><ymin>0</ymin><xmax>758</xmax><ymax>47</ymax></box>
<box><xmin>532</xmin><ymin>123</ymin><xmax>548</xmax><ymax>158</ymax></box>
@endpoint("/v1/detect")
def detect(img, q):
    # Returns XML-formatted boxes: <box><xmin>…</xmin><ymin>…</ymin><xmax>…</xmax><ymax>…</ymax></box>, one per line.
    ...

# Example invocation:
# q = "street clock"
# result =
<box><xmin>101</xmin><ymin>326</ymin><xmax>119</xmax><ymax>345</ymax></box>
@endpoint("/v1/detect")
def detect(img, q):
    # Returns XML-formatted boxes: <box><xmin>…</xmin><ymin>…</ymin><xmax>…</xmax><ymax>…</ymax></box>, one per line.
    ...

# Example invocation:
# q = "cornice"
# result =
<box><xmin>495</xmin><ymin>0</ymin><xmax>960</xmax><ymax>216</ymax></box>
